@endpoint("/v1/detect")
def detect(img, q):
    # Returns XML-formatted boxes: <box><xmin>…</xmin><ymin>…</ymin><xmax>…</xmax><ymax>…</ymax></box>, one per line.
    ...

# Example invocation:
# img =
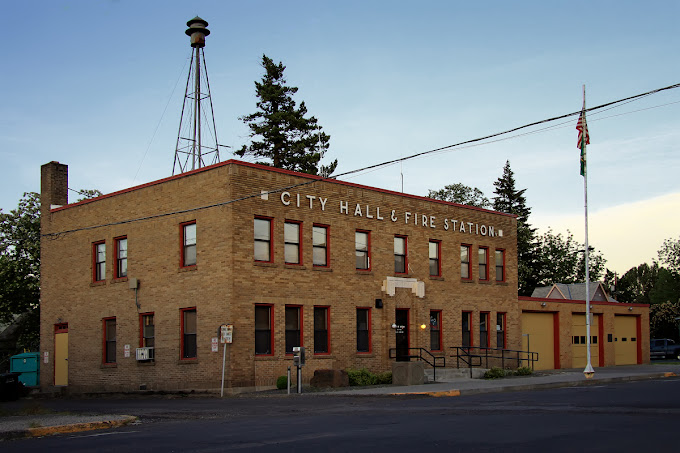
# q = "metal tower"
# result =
<box><xmin>173</xmin><ymin>17</ymin><xmax>221</xmax><ymax>175</ymax></box>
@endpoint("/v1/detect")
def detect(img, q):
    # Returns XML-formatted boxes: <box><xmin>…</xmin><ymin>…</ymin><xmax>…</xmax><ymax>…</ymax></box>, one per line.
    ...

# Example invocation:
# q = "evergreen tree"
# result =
<box><xmin>492</xmin><ymin>160</ymin><xmax>537</xmax><ymax>296</ymax></box>
<box><xmin>236</xmin><ymin>55</ymin><xmax>337</xmax><ymax>177</ymax></box>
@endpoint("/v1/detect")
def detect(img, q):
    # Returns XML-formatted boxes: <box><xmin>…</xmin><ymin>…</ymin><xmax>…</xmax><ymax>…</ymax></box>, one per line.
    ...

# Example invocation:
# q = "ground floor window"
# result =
<box><xmin>181</xmin><ymin>308</ymin><xmax>197</xmax><ymax>359</ymax></box>
<box><xmin>357</xmin><ymin>308</ymin><xmax>371</xmax><ymax>353</ymax></box>
<box><xmin>496</xmin><ymin>313</ymin><xmax>506</xmax><ymax>349</ymax></box>
<box><xmin>285</xmin><ymin>306</ymin><xmax>302</xmax><ymax>354</ymax></box>
<box><xmin>314</xmin><ymin>306</ymin><xmax>330</xmax><ymax>354</ymax></box>
<box><xmin>140</xmin><ymin>313</ymin><xmax>155</xmax><ymax>348</ymax></box>
<box><xmin>462</xmin><ymin>311</ymin><xmax>472</xmax><ymax>348</ymax></box>
<box><xmin>480</xmin><ymin>312</ymin><xmax>489</xmax><ymax>348</ymax></box>
<box><xmin>430</xmin><ymin>310</ymin><xmax>442</xmax><ymax>351</ymax></box>
<box><xmin>103</xmin><ymin>317</ymin><xmax>116</xmax><ymax>363</ymax></box>
<box><xmin>255</xmin><ymin>305</ymin><xmax>273</xmax><ymax>355</ymax></box>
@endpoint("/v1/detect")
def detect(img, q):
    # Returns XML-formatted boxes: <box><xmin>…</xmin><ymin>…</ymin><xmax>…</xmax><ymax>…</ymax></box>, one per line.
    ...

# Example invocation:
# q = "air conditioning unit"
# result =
<box><xmin>136</xmin><ymin>347</ymin><xmax>155</xmax><ymax>361</ymax></box>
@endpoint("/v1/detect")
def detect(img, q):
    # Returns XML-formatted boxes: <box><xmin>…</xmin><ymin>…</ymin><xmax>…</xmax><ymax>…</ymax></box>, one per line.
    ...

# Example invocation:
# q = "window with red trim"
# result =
<box><xmin>254</xmin><ymin>217</ymin><xmax>273</xmax><ymax>262</ymax></box>
<box><xmin>394</xmin><ymin>235</ymin><xmax>407</xmax><ymax>274</ymax></box>
<box><xmin>180</xmin><ymin>221</ymin><xmax>196</xmax><ymax>267</ymax></box>
<box><xmin>314</xmin><ymin>306</ymin><xmax>330</xmax><ymax>354</ymax></box>
<box><xmin>495</xmin><ymin>249</ymin><xmax>506</xmax><ymax>282</ymax></box>
<box><xmin>255</xmin><ymin>304</ymin><xmax>273</xmax><ymax>355</ymax></box>
<box><xmin>429</xmin><ymin>240</ymin><xmax>441</xmax><ymax>277</ymax></box>
<box><xmin>284</xmin><ymin>221</ymin><xmax>302</xmax><ymax>265</ymax></box>
<box><xmin>356</xmin><ymin>308</ymin><xmax>371</xmax><ymax>352</ymax></box>
<box><xmin>478</xmin><ymin>246</ymin><xmax>489</xmax><ymax>281</ymax></box>
<box><xmin>140</xmin><ymin>313</ymin><xmax>154</xmax><ymax>348</ymax></box>
<box><xmin>93</xmin><ymin>241</ymin><xmax>106</xmax><ymax>282</ymax></box>
<box><xmin>461</xmin><ymin>244</ymin><xmax>471</xmax><ymax>280</ymax></box>
<box><xmin>180</xmin><ymin>308</ymin><xmax>197</xmax><ymax>359</ymax></box>
<box><xmin>480</xmin><ymin>312</ymin><xmax>490</xmax><ymax>348</ymax></box>
<box><xmin>430</xmin><ymin>310</ymin><xmax>442</xmax><ymax>351</ymax></box>
<box><xmin>285</xmin><ymin>305</ymin><xmax>302</xmax><ymax>354</ymax></box>
<box><xmin>114</xmin><ymin>236</ymin><xmax>127</xmax><ymax>279</ymax></box>
<box><xmin>312</xmin><ymin>224</ymin><xmax>329</xmax><ymax>267</ymax></box>
<box><xmin>355</xmin><ymin>230</ymin><xmax>371</xmax><ymax>270</ymax></box>
<box><xmin>496</xmin><ymin>312</ymin><xmax>506</xmax><ymax>349</ymax></box>
<box><xmin>462</xmin><ymin>311</ymin><xmax>472</xmax><ymax>348</ymax></box>
<box><xmin>103</xmin><ymin>317</ymin><xmax>116</xmax><ymax>363</ymax></box>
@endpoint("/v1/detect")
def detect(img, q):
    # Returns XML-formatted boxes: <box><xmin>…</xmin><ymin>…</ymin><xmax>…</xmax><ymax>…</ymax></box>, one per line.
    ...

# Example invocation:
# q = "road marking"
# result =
<box><xmin>68</xmin><ymin>431</ymin><xmax>139</xmax><ymax>439</ymax></box>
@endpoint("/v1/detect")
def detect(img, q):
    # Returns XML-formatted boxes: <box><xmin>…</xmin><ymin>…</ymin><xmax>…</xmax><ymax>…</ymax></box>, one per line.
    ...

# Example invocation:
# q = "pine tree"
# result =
<box><xmin>492</xmin><ymin>160</ymin><xmax>538</xmax><ymax>296</ymax></box>
<box><xmin>236</xmin><ymin>55</ymin><xmax>337</xmax><ymax>177</ymax></box>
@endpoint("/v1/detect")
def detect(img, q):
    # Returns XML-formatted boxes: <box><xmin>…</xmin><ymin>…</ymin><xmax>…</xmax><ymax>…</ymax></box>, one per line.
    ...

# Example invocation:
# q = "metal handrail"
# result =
<box><xmin>451</xmin><ymin>346</ymin><xmax>539</xmax><ymax>378</ymax></box>
<box><xmin>389</xmin><ymin>347</ymin><xmax>446</xmax><ymax>381</ymax></box>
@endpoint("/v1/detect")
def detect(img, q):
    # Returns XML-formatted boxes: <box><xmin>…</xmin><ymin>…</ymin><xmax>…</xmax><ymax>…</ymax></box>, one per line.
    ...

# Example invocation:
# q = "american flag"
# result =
<box><xmin>576</xmin><ymin>108</ymin><xmax>590</xmax><ymax>176</ymax></box>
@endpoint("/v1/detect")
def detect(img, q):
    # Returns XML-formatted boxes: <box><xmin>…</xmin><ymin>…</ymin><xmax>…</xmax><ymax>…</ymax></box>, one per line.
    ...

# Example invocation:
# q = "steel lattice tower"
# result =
<box><xmin>173</xmin><ymin>17</ymin><xmax>221</xmax><ymax>175</ymax></box>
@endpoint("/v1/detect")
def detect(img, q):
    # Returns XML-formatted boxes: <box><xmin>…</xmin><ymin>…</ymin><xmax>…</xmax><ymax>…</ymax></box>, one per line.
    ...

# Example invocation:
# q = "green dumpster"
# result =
<box><xmin>10</xmin><ymin>352</ymin><xmax>40</xmax><ymax>387</ymax></box>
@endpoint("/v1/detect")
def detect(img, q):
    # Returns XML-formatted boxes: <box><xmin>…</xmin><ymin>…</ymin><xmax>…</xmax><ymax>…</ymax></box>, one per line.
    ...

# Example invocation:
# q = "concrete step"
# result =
<box><xmin>424</xmin><ymin>367</ymin><xmax>487</xmax><ymax>382</ymax></box>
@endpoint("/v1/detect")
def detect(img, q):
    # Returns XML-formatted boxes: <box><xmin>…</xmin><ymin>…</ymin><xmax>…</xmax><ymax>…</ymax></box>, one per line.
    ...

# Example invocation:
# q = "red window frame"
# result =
<box><xmin>114</xmin><ymin>236</ymin><xmax>127</xmax><ymax>279</ymax></box>
<box><xmin>462</xmin><ymin>311</ymin><xmax>473</xmax><ymax>348</ymax></box>
<box><xmin>255</xmin><ymin>304</ymin><xmax>274</xmax><ymax>356</ymax></box>
<box><xmin>478</xmin><ymin>246</ymin><xmax>489</xmax><ymax>281</ymax></box>
<box><xmin>284</xmin><ymin>305</ymin><xmax>303</xmax><ymax>355</ymax></box>
<box><xmin>394</xmin><ymin>235</ymin><xmax>408</xmax><ymax>274</ymax></box>
<box><xmin>461</xmin><ymin>244</ymin><xmax>472</xmax><ymax>280</ymax></box>
<box><xmin>480</xmin><ymin>312</ymin><xmax>490</xmax><ymax>349</ymax></box>
<box><xmin>495</xmin><ymin>249</ymin><xmax>506</xmax><ymax>282</ymax></box>
<box><xmin>356</xmin><ymin>307</ymin><xmax>372</xmax><ymax>353</ymax></box>
<box><xmin>355</xmin><ymin>230</ymin><xmax>371</xmax><ymax>271</ymax></box>
<box><xmin>254</xmin><ymin>216</ymin><xmax>274</xmax><ymax>263</ymax></box>
<box><xmin>180</xmin><ymin>221</ymin><xmax>197</xmax><ymax>268</ymax></box>
<box><xmin>180</xmin><ymin>307</ymin><xmax>197</xmax><ymax>360</ymax></box>
<box><xmin>430</xmin><ymin>310</ymin><xmax>443</xmax><ymax>352</ymax></box>
<box><xmin>312</xmin><ymin>224</ymin><xmax>330</xmax><ymax>268</ymax></box>
<box><xmin>496</xmin><ymin>312</ymin><xmax>507</xmax><ymax>349</ymax></box>
<box><xmin>313</xmin><ymin>306</ymin><xmax>331</xmax><ymax>355</ymax></box>
<box><xmin>92</xmin><ymin>240</ymin><xmax>106</xmax><ymax>282</ymax></box>
<box><xmin>284</xmin><ymin>220</ymin><xmax>303</xmax><ymax>265</ymax></box>
<box><xmin>102</xmin><ymin>317</ymin><xmax>116</xmax><ymax>364</ymax></box>
<box><xmin>429</xmin><ymin>240</ymin><xmax>441</xmax><ymax>277</ymax></box>
<box><xmin>139</xmin><ymin>312</ymin><xmax>154</xmax><ymax>348</ymax></box>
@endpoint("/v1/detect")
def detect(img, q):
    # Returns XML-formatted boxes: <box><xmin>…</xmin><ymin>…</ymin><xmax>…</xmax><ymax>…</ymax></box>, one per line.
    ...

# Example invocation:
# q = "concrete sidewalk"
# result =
<box><xmin>1</xmin><ymin>364</ymin><xmax>678</xmax><ymax>440</ymax></box>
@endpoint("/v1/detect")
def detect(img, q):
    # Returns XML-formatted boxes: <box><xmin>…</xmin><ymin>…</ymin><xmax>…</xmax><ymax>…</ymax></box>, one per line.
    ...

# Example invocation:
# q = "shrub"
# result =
<box><xmin>276</xmin><ymin>375</ymin><xmax>288</xmax><ymax>390</ymax></box>
<box><xmin>376</xmin><ymin>371</ymin><xmax>392</xmax><ymax>385</ymax></box>
<box><xmin>484</xmin><ymin>367</ymin><xmax>509</xmax><ymax>379</ymax></box>
<box><xmin>347</xmin><ymin>368</ymin><xmax>382</xmax><ymax>386</ymax></box>
<box><xmin>515</xmin><ymin>366</ymin><xmax>533</xmax><ymax>376</ymax></box>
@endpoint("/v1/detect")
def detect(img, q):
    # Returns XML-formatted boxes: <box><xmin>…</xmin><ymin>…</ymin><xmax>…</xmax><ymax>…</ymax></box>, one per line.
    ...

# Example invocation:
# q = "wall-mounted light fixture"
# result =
<box><xmin>628</xmin><ymin>306</ymin><xmax>633</xmax><ymax>311</ymax></box>
<box><xmin>541</xmin><ymin>302</ymin><xmax>547</xmax><ymax>307</ymax></box>
<box><xmin>420</xmin><ymin>323</ymin><xmax>427</xmax><ymax>330</ymax></box>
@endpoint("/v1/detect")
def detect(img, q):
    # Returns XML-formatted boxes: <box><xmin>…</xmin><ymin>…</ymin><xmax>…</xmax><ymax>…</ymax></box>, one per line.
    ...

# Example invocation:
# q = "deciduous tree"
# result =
<box><xmin>427</xmin><ymin>183</ymin><xmax>491</xmax><ymax>208</ymax></box>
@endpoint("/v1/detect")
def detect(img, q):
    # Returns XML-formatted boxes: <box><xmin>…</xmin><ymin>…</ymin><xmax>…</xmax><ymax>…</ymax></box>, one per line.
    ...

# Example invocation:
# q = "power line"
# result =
<box><xmin>43</xmin><ymin>82</ymin><xmax>680</xmax><ymax>238</ymax></box>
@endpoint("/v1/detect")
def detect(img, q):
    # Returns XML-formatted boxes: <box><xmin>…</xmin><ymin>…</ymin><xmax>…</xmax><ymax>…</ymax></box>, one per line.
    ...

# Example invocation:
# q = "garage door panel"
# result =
<box><xmin>572</xmin><ymin>314</ymin><xmax>599</xmax><ymax>368</ymax></box>
<box><xmin>615</xmin><ymin>316</ymin><xmax>637</xmax><ymax>365</ymax></box>
<box><xmin>522</xmin><ymin>312</ymin><xmax>555</xmax><ymax>371</ymax></box>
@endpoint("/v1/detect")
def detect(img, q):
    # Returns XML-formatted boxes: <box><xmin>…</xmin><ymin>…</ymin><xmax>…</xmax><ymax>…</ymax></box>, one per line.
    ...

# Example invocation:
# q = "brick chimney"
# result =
<box><xmin>40</xmin><ymin>161</ymin><xmax>68</xmax><ymax>213</ymax></box>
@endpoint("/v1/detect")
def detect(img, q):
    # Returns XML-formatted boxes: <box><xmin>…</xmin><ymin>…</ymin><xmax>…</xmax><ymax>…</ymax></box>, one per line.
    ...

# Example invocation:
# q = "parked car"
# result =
<box><xmin>650</xmin><ymin>338</ymin><xmax>680</xmax><ymax>360</ymax></box>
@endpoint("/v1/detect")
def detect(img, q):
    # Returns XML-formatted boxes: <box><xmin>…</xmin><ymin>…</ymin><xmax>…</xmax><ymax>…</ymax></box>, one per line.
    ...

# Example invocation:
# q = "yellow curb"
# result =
<box><xmin>27</xmin><ymin>416</ymin><xmax>137</xmax><ymax>438</ymax></box>
<box><xmin>664</xmin><ymin>372</ymin><xmax>677</xmax><ymax>377</ymax></box>
<box><xmin>390</xmin><ymin>390</ymin><xmax>461</xmax><ymax>397</ymax></box>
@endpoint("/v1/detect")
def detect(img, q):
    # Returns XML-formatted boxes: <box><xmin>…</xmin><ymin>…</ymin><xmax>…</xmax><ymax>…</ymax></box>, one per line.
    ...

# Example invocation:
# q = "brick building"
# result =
<box><xmin>39</xmin><ymin>160</ymin><xmax>648</xmax><ymax>393</ymax></box>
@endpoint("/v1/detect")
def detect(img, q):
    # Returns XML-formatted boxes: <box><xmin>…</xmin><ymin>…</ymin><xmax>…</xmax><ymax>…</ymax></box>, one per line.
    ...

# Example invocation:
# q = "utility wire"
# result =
<box><xmin>43</xmin><ymin>82</ymin><xmax>680</xmax><ymax>238</ymax></box>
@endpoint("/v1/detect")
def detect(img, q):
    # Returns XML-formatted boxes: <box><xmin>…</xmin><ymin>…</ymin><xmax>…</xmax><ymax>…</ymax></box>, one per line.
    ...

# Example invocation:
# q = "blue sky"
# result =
<box><xmin>2</xmin><ymin>1</ymin><xmax>679</xmax><ymax>275</ymax></box>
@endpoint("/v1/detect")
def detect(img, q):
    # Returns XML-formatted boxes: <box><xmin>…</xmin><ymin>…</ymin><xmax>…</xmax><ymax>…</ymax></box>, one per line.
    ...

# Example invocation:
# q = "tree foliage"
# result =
<box><xmin>236</xmin><ymin>55</ymin><xmax>337</xmax><ymax>177</ymax></box>
<box><xmin>650</xmin><ymin>300</ymin><xmax>680</xmax><ymax>341</ymax></box>
<box><xmin>658</xmin><ymin>237</ymin><xmax>680</xmax><ymax>275</ymax></box>
<box><xmin>649</xmin><ymin>267</ymin><xmax>680</xmax><ymax>306</ymax></box>
<box><xmin>428</xmin><ymin>183</ymin><xmax>491</xmax><ymax>208</ymax></box>
<box><xmin>534</xmin><ymin>228</ymin><xmax>606</xmax><ymax>286</ymax></box>
<box><xmin>492</xmin><ymin>161</ymin><xmax>537</xmax><ymax>296</ymax></box>
<box><xmin>615</xmin><ymin>263</ymin><xmax>659</xmax><ymax>305</ymax></box>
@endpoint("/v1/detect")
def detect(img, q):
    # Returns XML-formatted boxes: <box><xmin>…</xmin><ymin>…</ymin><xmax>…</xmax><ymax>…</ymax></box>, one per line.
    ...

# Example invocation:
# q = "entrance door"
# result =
<box><xmin>54</xmin><ymin>323</ymin><xmax>69</xmax><ymax>386</ymax></box>
<box><xmin>395</xmin><ymin>309</ymin><xmax>409</xmax><ymax>361</ymax></box>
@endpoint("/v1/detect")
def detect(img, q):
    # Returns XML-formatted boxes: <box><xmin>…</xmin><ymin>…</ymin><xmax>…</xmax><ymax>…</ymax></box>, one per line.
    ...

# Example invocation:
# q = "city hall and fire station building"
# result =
<box><xmin>39</xmin><ymin>160</ymin><xmax>649</xmax><ymax>393</ymax></box>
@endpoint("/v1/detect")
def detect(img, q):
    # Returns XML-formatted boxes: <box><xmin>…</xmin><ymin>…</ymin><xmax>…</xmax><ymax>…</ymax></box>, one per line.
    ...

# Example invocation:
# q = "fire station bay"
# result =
<box><xmin>39</xmin><ymin>160</ymin><xmax>649</xmax><ymax>393</ymax></box>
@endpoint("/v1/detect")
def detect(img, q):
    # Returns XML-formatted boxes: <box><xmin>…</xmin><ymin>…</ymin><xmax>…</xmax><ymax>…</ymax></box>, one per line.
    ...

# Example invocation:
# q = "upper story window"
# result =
<box><xmin>460</xmin><ymin>244</ymin><xmax>471</xmax><ymax>280</ymax></box>
<box><xmin>284</xmin><ymin>221</ymin><xmax>302</xmax><ymax>265</ymax></box>
<box><xmin>114</xmin><ymin>236</ymin><xmax>127</xmax><ymax>279</ymax></box>
<box><xmin>478</xmin><ymin>246</ymin><xmax>489</xmax><ymax>281</ymax></box>
<box><xmin>181</xmin><ymin>221</ymin><xmax>197</xmax><ymax>267</ymax></box>
<box><xmin>355</xmin><ymin>230</ymin><xmax>371</xmax><ymax>270</ymax></box>
<box><xmin>429</xmin><ymin>240</ymin><xmax>441</xmax><ymax>277</ymax></box>
<box><xmin>495</xmin><ymin>249</ymin><xmax>506</xmax><ymax>282</ymax></box>
<box><xmin>312</xmin><ymin>225</ymin><xmax>329</xmax><ymax>267</ymax></box>
<box><xmin>93</xmin><ymin>241</ymin><xmax>106</xmax><ymax>282</ymax></box>
<box><xmin>254</xmin><ymin>217</ymin><xmax>273</xmax><ymax>262</ymax></box>
<box><xmin>394</xmin><ymin>236</ymin><xmax>407</xmax><ymax>274</ymax></box>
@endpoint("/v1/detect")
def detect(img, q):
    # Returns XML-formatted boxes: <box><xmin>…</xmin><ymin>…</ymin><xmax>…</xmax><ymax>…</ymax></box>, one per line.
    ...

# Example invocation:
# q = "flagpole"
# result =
<box><xmin>582</xmin><ymin>84</ymin><xmax>595</xmax><ymax>378</ymax></box>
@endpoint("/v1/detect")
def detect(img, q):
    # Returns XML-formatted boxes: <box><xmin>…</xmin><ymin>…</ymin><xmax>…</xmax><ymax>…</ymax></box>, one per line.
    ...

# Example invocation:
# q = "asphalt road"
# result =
<box><xmin>3</xmin><ymin>377</ymin><xmax>679</xmax><ymax>452</ymax></box>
